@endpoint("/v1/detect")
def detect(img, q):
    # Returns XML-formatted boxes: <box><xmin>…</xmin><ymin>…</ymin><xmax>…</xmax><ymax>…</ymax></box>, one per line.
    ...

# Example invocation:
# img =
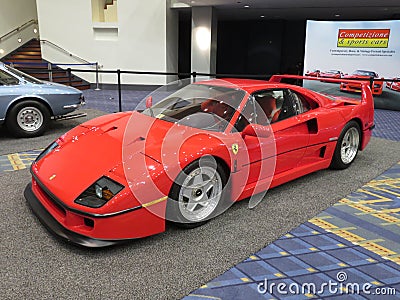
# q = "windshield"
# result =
<box><xmin>353</xmin><ymin>70</ymin><xmax>376</xmax><ymax>77</ymax></box>
<box><xmin>142</xmin><ymin>83</ymin><xmax>246</xmax><ymax>132</ymax></box>
<box><xmin>4</xmin><ymin>64</ymin><xmax>43</xmax><ymax>84</ymax></box>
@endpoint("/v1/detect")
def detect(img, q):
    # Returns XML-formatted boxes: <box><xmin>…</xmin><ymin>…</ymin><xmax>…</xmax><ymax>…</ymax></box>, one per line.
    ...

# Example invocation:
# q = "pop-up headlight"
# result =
<box><xmin>35</xmin><ymin>141</ymin><xmax>59</xmax><ymax>162</ymax></box>
<box><xmin>75</xmin><ymin>177</ymin><xmax>124</xmax><ymax>208</ymax></box>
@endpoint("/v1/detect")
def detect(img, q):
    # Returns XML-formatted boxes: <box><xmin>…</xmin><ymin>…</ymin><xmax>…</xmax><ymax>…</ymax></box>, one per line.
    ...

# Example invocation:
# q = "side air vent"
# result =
<box><xmin>307</xmin><ymin>118</ymin><xmax>318</xmax><ymax>134</ymax></box>
<box><xmin>319</xmin><ymin>146</ymin><xmax>327</xmax><ymax>158</ymax></box>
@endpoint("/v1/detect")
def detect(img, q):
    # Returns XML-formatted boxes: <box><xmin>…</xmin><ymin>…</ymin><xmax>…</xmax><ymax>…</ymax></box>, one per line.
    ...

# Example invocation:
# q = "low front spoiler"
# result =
<box><xmin>24</xmin><ymin>183</ymin><xmax>126</xmax><ymax>248</ymax></box>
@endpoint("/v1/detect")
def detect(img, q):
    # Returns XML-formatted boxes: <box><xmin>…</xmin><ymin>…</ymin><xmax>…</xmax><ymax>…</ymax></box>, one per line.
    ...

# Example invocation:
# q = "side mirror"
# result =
<box><xmin>146</xmin><ymin>96</ymin><xmax>153</xmax><ymax>108</ymax></box>
<box><xmin>242</xmin><ymin>123</ymin><xmax>272</xmax><ymax>138</ymax></box>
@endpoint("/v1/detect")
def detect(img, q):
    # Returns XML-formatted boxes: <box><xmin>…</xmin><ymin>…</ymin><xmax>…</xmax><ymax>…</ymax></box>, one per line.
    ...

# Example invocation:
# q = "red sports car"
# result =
<box><xmin>340</xmin><ymin>70</ymin><xmax>384</xmax><ymax>96</ymax></box>
<box><xmin>305</xmin><ymin>69</ymin><xmax>320</xmax><ymax>77</ymax></box>
<box><xmin>25</xmin><ymin>75</ymin><xmax>374</xmax><ymax>247</ymax></box>
<box><xmin>320</xmin><ymin>70</ymin><xmax>343</xmax><ymax>79</ymax></box>
<box><xmin>386</xmin><ymin>78</ymin><xmax>400</xmax><ymax>92</ymax></box>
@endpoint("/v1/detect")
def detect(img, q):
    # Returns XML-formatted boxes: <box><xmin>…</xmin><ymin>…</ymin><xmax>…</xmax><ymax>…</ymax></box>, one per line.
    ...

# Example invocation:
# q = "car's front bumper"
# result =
<box><xmin>63</xmin><ymin>95</ymin><xmax>85</xmax><ymax>109</ymax></box>
<box><xmin>340</xmin><ymin>83</ymin><xmax>382</xmax><ymax>95</ymax></box>
<box><xmin>25</xmin><ymin>175</ymin><xmax>166</xmax><ymax>247</ymax></box>
<box><xmin>25</xmin><ymin>183</ymin><xmax>123</xmax><ymax>247</ymax></box>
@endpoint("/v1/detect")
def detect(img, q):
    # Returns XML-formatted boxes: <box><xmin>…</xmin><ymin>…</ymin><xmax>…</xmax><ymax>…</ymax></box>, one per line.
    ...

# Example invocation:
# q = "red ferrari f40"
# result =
<box><xmin>25</xmin><ymin>75</ymin><xmax>374</xmax><ymax>247</ymax></box>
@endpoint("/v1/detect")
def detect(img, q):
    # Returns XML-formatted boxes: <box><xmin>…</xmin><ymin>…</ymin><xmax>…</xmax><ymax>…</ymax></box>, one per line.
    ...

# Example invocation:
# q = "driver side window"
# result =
<box><xmin>273</xmin><ymin>89</ymin><xmax>309</xmax><ymax>122</ymax></box>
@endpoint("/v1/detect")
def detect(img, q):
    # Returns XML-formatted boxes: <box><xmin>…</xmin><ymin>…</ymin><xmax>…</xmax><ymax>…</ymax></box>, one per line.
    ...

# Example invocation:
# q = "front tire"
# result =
<box><xmin>6</xmin><ymin>100</ymin><xmax>50</xmax><ymax>138</ymax></box>
<box><xmin>330</xmin><ymin>121</ymin><xmax>361</xmax><ymax>169</ymax></box>
<box><xmin>166</xmin><ymin>156</ymin><xmax>228</xmax><ymax>228</ymax></box>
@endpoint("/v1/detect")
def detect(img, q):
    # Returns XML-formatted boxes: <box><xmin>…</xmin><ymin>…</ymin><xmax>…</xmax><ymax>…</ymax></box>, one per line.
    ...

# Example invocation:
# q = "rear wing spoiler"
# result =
<box><xmin>268</xmin><ymin>74</ymin><xmax>373</xmax><ymax>104</ymax></box>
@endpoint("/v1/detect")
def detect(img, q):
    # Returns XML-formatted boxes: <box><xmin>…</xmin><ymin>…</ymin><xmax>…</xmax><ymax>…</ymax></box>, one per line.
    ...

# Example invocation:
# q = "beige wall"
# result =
<box><xmin>36</xmin><ymin>0</ymin><xmax>178</xmax><ymax>85</ymax></box>
<box><xmin>0</xmin><ymin>0</ymin><xmax>39</xmax><ymax>58</ymax></box>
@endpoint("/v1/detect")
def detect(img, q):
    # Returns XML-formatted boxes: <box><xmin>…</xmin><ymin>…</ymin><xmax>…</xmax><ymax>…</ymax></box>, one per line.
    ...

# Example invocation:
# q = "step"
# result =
<box><xmin>9</xmin><ymin>55</ymin><xmax>43</xmax><ymax>60</ymax></box>
<box><xmin>21</xmin><ymin>43</ymin><xmax>41</xmax><ymax>48</ymax></box>
<box><xmin>20</xmin><ymin>47</ymin><xmax>41</xmax><ymax>52</ymax></box>
<box><xmin>6</xmin><ymin>60</ymin><xmax>47</xmax><ymax>65</ymax></box>
<box><xmin>26</xmin><ymin>40</ymin><xmax>40</xmax><ymax>45</ymax></box>
<box><xmin>72</xmin><ymin>84</ymin><xmax>91</xmax><ymax>90</ymax></box>
<box><xmin>29</xmin><ymin>72</ymin><xmax>68</xmax><ymax>80</ymax></box>
<box><xmin>12</xmin><ymin>65</ymin><xmax>51</xmax><ymax>70</ymax></box>
<box><xmin>30</xmin><ymin>71</ymin><xmax>68</xmax><ymax>77</ymax></box>
<box><xmin>14</xmin><ymin>51</ymin><xmax>41</xmax><ymax>56</ymax></box>
<box><xmin>53</xmin><ymin>78</ymin><xmax>83</xmax><ymax>84</ymax></box>
<box><xmin>22</xmin><ymin>44</ymin><xmax>40</xmax><ymax>48</ymax></box>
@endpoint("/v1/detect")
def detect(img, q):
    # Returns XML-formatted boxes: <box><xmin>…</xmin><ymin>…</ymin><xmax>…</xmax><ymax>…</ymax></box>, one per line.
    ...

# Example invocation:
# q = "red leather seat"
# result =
<box><xmin>258</xmin><ymin>96</ymin><xmax>281</xmax><ymax>123</ymax></box>
<box><xmin>201</xmin><ymin>99</ymin><xmax>233</xmax><ymax>120</ymax></box>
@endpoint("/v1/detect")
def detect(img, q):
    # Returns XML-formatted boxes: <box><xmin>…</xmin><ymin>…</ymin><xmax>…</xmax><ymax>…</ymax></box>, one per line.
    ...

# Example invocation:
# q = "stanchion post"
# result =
<box><xmin>192</xmin><ymin>71</ymin><xmax>197</xmax><ymax>83</ymax></box>
<box><xmin>95</xmin><ymin>62</ymin><xmax>101</xmax><ymax>91</ymax></box>
<box><xmin>48</xmin><ymin>63</ymin><xmax>53</xmax><ymax>82</ymax></box>
<box><xmin>117</xmin><ymin>69</ymin><xmax>122</xmax><ymax>112</ymax></box>
<box><xmin>67</xmin><ymin>68</ymin><xmax>72</xmax><ymax>86</ymax></box>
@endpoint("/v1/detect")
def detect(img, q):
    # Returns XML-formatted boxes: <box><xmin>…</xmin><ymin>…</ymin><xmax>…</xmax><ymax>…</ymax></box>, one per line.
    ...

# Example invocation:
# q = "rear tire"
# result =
<box><xmin>6</xmin><ymin>100</ymin><xmax>50</xmax><ymax>138</ymax></box>
<box><xmin>166</xmin><ymin>156</ymin><xmax>228</xmax><ymax>229</ymax></box>
<box><xmin>330</xmin><ymin>121</ymin><xmax>361</xmax><ymax>169</ymax></box>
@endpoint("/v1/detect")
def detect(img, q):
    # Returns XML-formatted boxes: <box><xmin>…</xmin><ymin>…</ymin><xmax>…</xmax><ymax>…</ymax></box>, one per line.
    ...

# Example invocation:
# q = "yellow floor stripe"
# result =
<box><xmin>188</xmin><ymin>295</ymin><xmax>222</xmax><ymax>300</ymax></box>
<box><xmin>7</xmin><ymin>154</ymin><xmax>26</xmax><ymax>171</ymax></box>
<box><xmin>333</xmin><ymin>230</ymin><xmax>365</xmax><ymax>243</ymax></box>
<box><xmin>357</xmin><ymin>189</ymin><xmax>390</xmax><ymax>200</ymax></box>
<box><xmin>368</xmin><ymin>186</ymin><xmax>400</xmax><ymax>197</ymax></box>
<box><xmin>309</xmin><ymin>218</ymin><xmax>337</xmax><ymax>230</ymax></box>
<box><xmin>372</xmin><ymin>213</ymin><xmax>399</xmax><ymax>224</ymax></box>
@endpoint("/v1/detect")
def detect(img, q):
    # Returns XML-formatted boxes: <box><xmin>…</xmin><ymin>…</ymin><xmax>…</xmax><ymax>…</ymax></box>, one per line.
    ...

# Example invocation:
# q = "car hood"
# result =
<box><xmin>32</xmin><ymin>111</ymin><xmax>184</xmax><ymax>209</ymax></box>
<box><xmin>42</xmin><ymin>81</ymin><xmax>82</xmax><ymax>93</ymax></box>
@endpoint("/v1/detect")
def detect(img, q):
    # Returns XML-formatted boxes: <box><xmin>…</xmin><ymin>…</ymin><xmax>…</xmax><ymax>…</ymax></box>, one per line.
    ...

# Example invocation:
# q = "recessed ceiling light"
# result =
<box><xmin>244</xmin><ymin>5</ymin><xmax>250</xmax><ymax>8</ymax></box>
<box><xmin>335</xmin><ymin>14</ymin><xmax>341</xmax><ymax>17</ymax></box>
<box><xmin>0</xmin><ymin>49</ymin><xmax>5</xmax><ymax>55</ymax></box>
<box><xmin>260</xmin><ymin>15</ymin><xmax>265</xmax><ymax>18</ymax></box>
<box><xmin>17</xmin><ymin>38</ymin><xmax>22</xmax><ymax>43</ymax></box>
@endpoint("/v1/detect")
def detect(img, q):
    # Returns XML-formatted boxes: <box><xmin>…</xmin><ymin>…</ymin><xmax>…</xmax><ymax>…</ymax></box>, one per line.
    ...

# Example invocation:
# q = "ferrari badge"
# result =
<box><xmin>232</xmin><ymin>143</ymin><xmax>239</xmax><ymax>155</ymax></box>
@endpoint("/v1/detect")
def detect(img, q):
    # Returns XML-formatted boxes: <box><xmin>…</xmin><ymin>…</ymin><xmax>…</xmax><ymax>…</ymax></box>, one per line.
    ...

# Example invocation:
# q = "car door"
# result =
<box><xmin>258</xmin><ymin>89</ymin><xmax>310</xmax><ymax>175</ymax></box>
<box><xmin>233</xmin><ymin>95</ymin><xmax>276</xmax><ymax>186</ymax></box>
<box><xmin>234</xmin><ymin>88</ymin><xmax>316</xmax><ymax>187</ymax></box>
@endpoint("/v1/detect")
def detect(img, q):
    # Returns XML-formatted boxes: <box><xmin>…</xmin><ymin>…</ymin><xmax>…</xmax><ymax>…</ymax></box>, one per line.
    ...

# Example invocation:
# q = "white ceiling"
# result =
<box><xmin>172</xmin><ymin>0</ymin><xmax>400</xmax><ymax>20</ymax></box>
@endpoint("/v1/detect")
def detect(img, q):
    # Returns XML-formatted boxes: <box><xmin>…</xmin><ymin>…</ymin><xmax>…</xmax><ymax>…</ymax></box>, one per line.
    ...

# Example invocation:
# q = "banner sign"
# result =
<box><xmin>304</xmin><ymin>20</ymin><xmax>400</xmax><ymax>110</ymax></box>
<box><xmin>337</xmin><ymin>29</ymin><xmax>390</xmax><ymax>48</ymax></box>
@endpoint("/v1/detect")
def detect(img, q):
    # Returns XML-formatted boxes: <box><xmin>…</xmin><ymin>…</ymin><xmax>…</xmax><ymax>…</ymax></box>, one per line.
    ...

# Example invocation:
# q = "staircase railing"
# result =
<box><xmin>39</xmin><ymin>39</ymin><xmax>100</xmax><ymax>90</ymax></box>
<box><xmin>40</xmin><ymin>39</ymin><xmax>93</xmax><ymax>65</ymax></box>
<box><xmin>0</xmin><ymin>19</ymin><xmax>38</xmax><ymax>41</ymax></box>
